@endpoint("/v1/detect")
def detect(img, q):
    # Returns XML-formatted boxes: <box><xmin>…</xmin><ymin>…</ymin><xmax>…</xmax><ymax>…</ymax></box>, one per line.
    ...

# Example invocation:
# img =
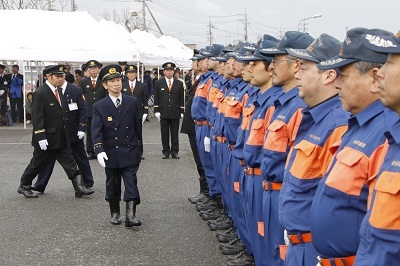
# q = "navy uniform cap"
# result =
<box><xmin>125</xmin><ymin>64</ymin><xmax>138</xmax><ymax>72</ymax></box>
<box><xmin>190</xmin><ymin>49</ymin><xmax>200</xmax><ymax>61</ymax></box>
<box><xmin>201</xmin><ymin>44</ymin><xmax>225</xmax><ymax>57</ymax></box>
<box><xmin>226</xmin><ymin>41</ymin><xmax>247</xmax><ymax>57</ymax></box>
<box><xmin>361</xmin><ymin>30</ymin><xmax>400</xmax><ymax>54</ymax></box>
<box><xmin>162</xmin><ymin>62</ymin><xmax>176</xmax><ymax>70</ymax></box>
<box><xmin>260</xmin><ymin>31</ymin><xmax>314</xmax><ymax>55</ymax></box>
<box><xmin>210</xmin><ymin>51</ymin><xmax>230</xmax><ymax>62</ymax></box>
<box><xmin>99</xmin><ymin>65</ymin><xmax>122</xmax><ymax>81</ymax></box>
<box><xmin>43</xmin><ymin>65</ymin><xmax>66</xmax><ymax>75</ymax></box>
<box><xmin>0</xmin><ymin>64</ymin><xmax>5</xmax><ymax>69</ymax></box>
<box><xmin>287</xmin><ymin>33</ymin><xmax>342</xmax><ymax>63</ymax></box>
<box><xmin>118</xmin><ymin>61</ymin><xmax>128</xmax><ymax>65</ymax></box>
<box><xmin>317</xmin><ymin>28</ymin><xmax>392</xmax><ymax>70</ymax></box>
<box><xmin>235</xmin><ymin>40</ymin><xmax>278</xmax><ymax>62</ymax></box>
<box><xmin>85</xmin><ymin>60</ymin><xmax>101</xmax><ymax>68</ymax></box>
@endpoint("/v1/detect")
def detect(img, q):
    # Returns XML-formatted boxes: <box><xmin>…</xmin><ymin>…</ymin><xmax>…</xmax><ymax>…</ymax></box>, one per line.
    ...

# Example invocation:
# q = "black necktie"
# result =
<box><xmin>57</xmin><ymin>87</ymin><xmax>64</xmax><ymax>105</ymax></box>
<box><xmin>116</xmin><ymin>98</ymin><xmax>121</xmax><ymax>108</ymax></box>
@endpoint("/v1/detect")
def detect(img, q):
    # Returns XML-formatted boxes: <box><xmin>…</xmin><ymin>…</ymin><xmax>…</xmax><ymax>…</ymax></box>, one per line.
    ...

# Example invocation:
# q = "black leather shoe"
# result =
<box><xmin>171</xmin><ymin>154</ymin><xmax>179</xmax><ymax>159</ymax></box>
<box><xmin>18</xmin><ymin>185</ymin><xmax>39</xmax><ymax>198</ymax></box>
<box><xmin>221</xmin><ymin>238</ymin><xmax>245</xmax><ymax>255</ymax></box>
<box><xmin>162</xmin><ymin>154</ymin><xmax>169</xmax><ymax>159</ymax></box>
<box><xmin>87</xmin><ymin>152</ymin><xmax>96</xmax><ymax>160</ymax></box>
<box><xmin>208</xmin><ymin>216</ymin><xmax>232</xmax><ymax>230</ymax></box>
<box><xmin>188</xmin><ymin>193</ymin><xmax>207</xmax><ymax>204</ymax></box>
<box><xmin>216</xmin><ymin>227</ymin><xmax>235</xmax><ymax>238</ymax></box>
<box><xmin>125</xmin><ymin>201</ymin><xmax>141</xmax><ymax>227</ymax></box>
<box><xmin>226</xmin><ymin>252</ymin><xmax>254</xmax><ymax>265</ymax></box>
<box><xmin>31</xmin><ymin>185</ymin><xmax>45</xmax><ymax>194</ymax></box>
<box><xmin>202</xmin><ymin>209</ymin><xmax>223</xmax><ymax>221</ymax></box>
<box><xmin>196</xmin><ymin>200</ymin><xmax>217</xmax><ymax>212</ymax></box>
<box><xmin>217</xmin><ymin>230</ymin><xmax>237</xmax><ymax>243</ymax></box>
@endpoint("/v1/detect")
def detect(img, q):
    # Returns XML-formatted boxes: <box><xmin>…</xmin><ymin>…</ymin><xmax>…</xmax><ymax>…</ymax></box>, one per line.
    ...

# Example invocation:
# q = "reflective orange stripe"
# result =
<box><xmin>217</xmin><ymin>136</ymin><xmax>227</xmax><ymax>143</ymax></box>
<box><xmin>245</xmin><ymin>167</ymin><xmax>261</xmax><ymax>176</ymax></box>
<box><xmin>257</xmin><ymin>221</ymin><xmax>264</xmax><ymax>237</ymax></box>
<box><xmin>288</xmin><ymin>232</ymin><xmax>312</xmax><ymax>244</ymax></box>
<box><xmin>262</xmin><ymin>180</ymin><xmax>282</xmax><ymax>191</ymax></box>
<box><xmin>318</xmin><ymin>255</ymin><xmax>356</xmax><ymax>266</ymax></box>
<box><xmin>233</xmin><ymin>181</ymin><xmax>240</xmax><ymax>193</ymax></box>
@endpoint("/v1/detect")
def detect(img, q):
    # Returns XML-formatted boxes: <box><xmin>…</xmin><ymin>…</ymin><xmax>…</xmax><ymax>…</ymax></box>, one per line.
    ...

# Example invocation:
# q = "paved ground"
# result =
<box><xmin>0</xmin><ymin>119</ymin><xmax>226</xmax><ymax>266</ymax></box>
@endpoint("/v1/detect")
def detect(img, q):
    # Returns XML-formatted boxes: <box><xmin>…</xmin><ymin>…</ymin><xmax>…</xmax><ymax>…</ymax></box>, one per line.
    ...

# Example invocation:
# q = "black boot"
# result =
<box><xmin>109</xmin><ymin>201</ymin><xmax>121</xmax><ymax>225</ymax></box>
<box><xmin>71</xmin><ymin>175</ymin><xmax>94</xmax><ymax>198</ymax></box>
<box><xmin>188</xmin><ymin>177</ymin><xmax>207</xmax><ymax>204</ymax></box>
<box><xmin>125</xmin><ymin>201</ymin><xmax>141</xmax><ymax>227</ymax></box>
<box><xmin>17</xmin><ymin>185</ymin><xmax>39</xmax><ymax>198</ymax></box>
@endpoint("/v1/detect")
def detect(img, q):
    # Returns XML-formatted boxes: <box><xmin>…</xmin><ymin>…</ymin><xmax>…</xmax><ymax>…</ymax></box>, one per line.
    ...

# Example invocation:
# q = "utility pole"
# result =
<box><xmin>208</xmin><ymin>17</ymin><xmax>213</xmax><ymax>46</ymax></box>
<box><xmin>142</xmin><ymin>1</ymin><xmax>146</xmax><ymax>31</ymax></box>
<box><xmin>244</xmin><ymin>9</ymin><xmax>248</xmax><ymax>41</ymax></box>
<box><xmin>145</xmin><ymin>2</ymin><xmax>163</xmax><ymax>35</ymax></box>
<box><xmin>71</xmin><ymin>0</ymin><xmax>75</xmax><ymax>11</ymax></box>
<box><xmin>48</xmin><ymin>0</ymin><xmax>51</xmax><ymax>10</ymax></box>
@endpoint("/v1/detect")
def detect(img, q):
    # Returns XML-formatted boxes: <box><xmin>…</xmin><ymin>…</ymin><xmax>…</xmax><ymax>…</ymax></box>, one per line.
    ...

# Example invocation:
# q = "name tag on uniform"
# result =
<box><xmin>107</xmin><ymin>116</ymin><xmax>112</xmax><ymax>122</ymax></box>
<box><xmin>50</xmin><ymin>103</ymin><xmax>54</xmax><ymax>106</ymax></box>
<box><xmin>4</xmin><ymin>81</ymin><xmax>7</xmax><ymax>85</ymax></box>
<box><xmin>68</xmin><ymin>102</ymin><xmax>78</xmax><ymax>111</ymax></box>
<box><xmin>161</xmin><ymin>88</ymin><xmax>165</xmax><ymax>91</ymax></box>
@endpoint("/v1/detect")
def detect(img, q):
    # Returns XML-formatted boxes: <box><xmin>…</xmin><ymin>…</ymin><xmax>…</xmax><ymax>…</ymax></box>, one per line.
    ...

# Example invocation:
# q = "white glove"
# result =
<box><xmin>77</xmin><ymin>131</ymin><xmax>85</xmax><ymax>139</ymax></box>
<box><xmin>284</xmin><ymin>229</ymin><xmax>289</xmax><ymax>246</ymax></box>
<box><xmin>181</xmin><ymin>113</ymin><xmax>184</xmax><ymax>119</ymax></box>
<box><xmin>155</xmin><ymin>112</ymin><xmax>161</xmax><ymax>121</ymax></box>
<box><xmin>204</xmin><ymin>136</ymin><xmax>211</xmax><ymax>153</ymax></box>
<box><xmin>97</xmin><ymin>152</ymin><xmax>108</xmax><ymax>168</ymax></box>
<box><xmin>0</xmin><ymin>90</ymin><xmax>4</xmax><ymax>96</ymax></box>
<box><xmin>39</xmin><ymin>139</ymin><xmax>48</xmax><ymax>150</ymax></box>
<box><xmin>142</xmin><ymin>114</ymin><xmax>148</xmax><ymax>124</ymax></box>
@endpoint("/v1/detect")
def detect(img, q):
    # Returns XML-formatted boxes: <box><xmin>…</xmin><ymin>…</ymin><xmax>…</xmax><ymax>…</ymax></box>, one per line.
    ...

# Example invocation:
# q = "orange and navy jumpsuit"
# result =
<box><xmin>310</xmin><ymin>100</ymin><xmax>398</xmax><ymax>266</ymax></box>
<box><xmin>241</xmin><ymin>85</ymin><xmax>284</xmax><ymax>265</ymax></box>
<box><xmin>191</xmin><ymin>71</ymin><xmax>217</xmax><ymax>195</ymax></box>
<box><xmin>261</xmin><ymin>87</ymin><xmax>306</xmax><ymax>266</ymax></box>
<box><xmin>355</xmin><ymin>119</ymin><xmax>400</xmax><ymax>266</ymax></box>
<box><xmin>279</xmin><ymin>95</ymin><xmax>349</xmax><ymax>266</ymax></box>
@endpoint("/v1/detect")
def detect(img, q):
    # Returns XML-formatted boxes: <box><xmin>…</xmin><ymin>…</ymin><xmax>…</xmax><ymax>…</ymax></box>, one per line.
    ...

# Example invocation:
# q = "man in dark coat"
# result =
<box><xmin>79</xmin><ymin>60</ymin><xmax>107</xmax><ymax>159</ymax></box>
<box><xmin>122</xmin><ymin>64</ymin><xmax>148</xmax><ymax>159</ymax></box>
<box><xmin>17</xmin><ymin>65</ymin><xmax>93</xmax><ymax>198</ymax></box>
<box><xmin>0</xmin><ymin>64</ymin><xmax>8</xmax><ymax>119</ymax></box>
<box><xmin>92</xmin><ymin>64</ymin><xmax>142</xmax><ymax>227</ymax></box>
<box><xmin>32</xmin><ymin>77</ymin><xmax>95</xmax><ymax>193</ymax></box>
<box><xmin>153</xmin><ymin>62</ymin><xmax>185</xmax><ymax>159</ymax></box>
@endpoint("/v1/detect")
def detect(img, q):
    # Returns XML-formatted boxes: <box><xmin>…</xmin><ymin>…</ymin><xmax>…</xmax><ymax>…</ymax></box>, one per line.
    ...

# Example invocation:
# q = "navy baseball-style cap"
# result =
<box><xmin>361</xmin><ymin>30</ymin><xmax>400</xmax><ymax>54</ymax></box>
<box><xmin>318</xmin><ymin>28</ymin><xmax>392</xmax><ymax>70</ymax></box>
<box><xmin>235</xmin><ymin>39</ymin><xmax>278</xmax><ymax>62</ymax></box>
<box><xmin>226</xmin><ymin>41</ymin><xmax>247</xmax><ymax>57</ymax></box>
<box><xmin>210</xmin><ymin>50</ymin><xmax>229</xmax><ymax>62</ymax></box>
<box><xmin>222</xmin><ymin>44</ymin><xmax>235</xmax><ymax>53</ymax></box>
<box><xmin>85</xmin><ymin>60</ymin><xmax>101</xmax><ymax>68</ymax></box>
<box><xmin>232</xmin><ymin>42</ymin><xmax>257</xmax><ymax>61</ymax></box>
<box><xmin>260</xmin><ymin>31</ymin><xmax>314</xmax><ymax>55</ymax></box>
<box><xmin>287</xmin><ymin>33</ymin><xmax>342</xmax><ymax>63</ymax></box>
<box><xmin>201</xmin><ymin>44</ymin><xmax>225</xmax><ymax>58</ymax></box>
<box><xmin>190</xmin><ymin>49</ymin><xmax>200</xmax><ymax>61</ymax></box>
<box><xmin>99</xmin><ymin>65</ymin><xmax>122</xmax><ymax>81</ymax></box>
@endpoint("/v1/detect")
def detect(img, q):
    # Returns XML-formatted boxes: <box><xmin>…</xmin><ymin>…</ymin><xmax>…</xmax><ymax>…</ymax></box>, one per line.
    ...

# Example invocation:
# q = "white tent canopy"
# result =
<box><xmin>0</xmin><ymin>9</ymin><xmax>191</xmax><ymax>66</ymax></box>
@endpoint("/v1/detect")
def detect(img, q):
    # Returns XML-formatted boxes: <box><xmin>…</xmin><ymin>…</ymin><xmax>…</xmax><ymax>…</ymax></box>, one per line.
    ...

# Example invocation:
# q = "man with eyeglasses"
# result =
<box><xmin>17</xmin><ymin>65</ymin><xmax>93</xmax><ymax>199</ymax></box>
<box><xmin>257</xmin><ymin>31</ymin><xmax>314</xmax><ymax>266</ymax></box>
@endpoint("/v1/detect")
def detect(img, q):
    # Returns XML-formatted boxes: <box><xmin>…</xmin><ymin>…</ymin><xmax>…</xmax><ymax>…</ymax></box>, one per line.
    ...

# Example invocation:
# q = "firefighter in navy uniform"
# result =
<box><xmin>92</xmin><ymin>64</ymin><xmax>142</xmax><ymax>227</ymax></box>
<box><xmin>79</xmin><ymin>60</ymin><xmax>107</xmax><ymax>160</ymax></box>
<box><xmin>153</xmin><ymin>62</ymin><xmax>185</xmax><ymax>159</ymax></box>
<box><xmin>122</xmin><ymin>64</ymin><xmax>148</xmax><ymax>159</ymax></box>
<box><xmin>17</xmin><ymin>65</ymin><xmax>93</xmax><ymax>198</ymax></box>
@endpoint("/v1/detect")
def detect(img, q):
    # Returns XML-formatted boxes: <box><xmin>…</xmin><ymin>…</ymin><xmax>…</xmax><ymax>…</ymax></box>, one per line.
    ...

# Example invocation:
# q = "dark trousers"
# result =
<box><xmin>188</xmin><ymin>134</ymin><xmax>205</xmax><ymax>180</ymax></box>
<box><xmin>10</xmin><ymin>97</ymin><xmax>23</xmax><ymax>122</ymax></box>
<box><xmin>20</xmin><ymin>147</ymin><xmax>79</xmax><ymax>186</ymax></box>
<box><xmin>160</xmin><ymin>118</ymin><xmax>180</xmax><ymax>155</ymax></box>
<box><xmin>105</xmin><ymin>164</ymin><xmax>140</xmax><ymax>203</ymax></box>
<box><xmin>35</xmin><ymin>140</ymin><xmax>94</xmax><ymax>190</ymax></box>
<box><xmin>86</xmin><ymin>117</ymin><xmax>94</xmax><ymax>154</ymax></box>
<box><xmin>0</xmin><ymin>94</ymin><xmax>6</xmax><ymax>115</ymax></box>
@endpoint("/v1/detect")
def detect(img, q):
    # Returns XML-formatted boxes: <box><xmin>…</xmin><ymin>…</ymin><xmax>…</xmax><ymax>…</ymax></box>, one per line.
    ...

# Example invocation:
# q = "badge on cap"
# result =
<box><xmin>167</xmin><ymin>63</ymin><xmax>171</xmax><ymax>67</ymax></box>
<box><xmin>129</xmin><ymin>66</ymin><xmax>134</xmax><ymax>70</ymax></box>
<box><xmin>107</xmin><ymin>116</ymin><xmax>112</xmax><ymax>122</ymax></box>
<box><xmin>109</xmin><ymin>68</ymin><xmax>116</xmax><ymax>74</ymax></box>
<box><xmin>90</xmin><ymin>61</ymin><xmax>95</xmax><ymax>65</ymax></box>
<box><xmin>59</xmin><ymin>66</ymin><xmax>63</xmax><ymax>71</ymax></box>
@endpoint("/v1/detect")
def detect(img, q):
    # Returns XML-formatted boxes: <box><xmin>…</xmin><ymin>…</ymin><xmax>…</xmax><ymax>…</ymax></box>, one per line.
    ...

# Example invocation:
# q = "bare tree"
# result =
<box><xmin>0</xmin><ymin>0</ymin><xmax>68</xmax><ymax>11</ymax></box>
<box><xmin>100</xmin><ymin>8</ymin><xmax>149</xmax><ymax>33</ymax></box>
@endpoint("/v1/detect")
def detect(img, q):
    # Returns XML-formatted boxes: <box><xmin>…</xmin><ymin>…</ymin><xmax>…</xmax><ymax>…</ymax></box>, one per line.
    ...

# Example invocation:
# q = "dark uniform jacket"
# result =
<box><xmin>180</xmin><ymin>77</ymin><xmax>200</xmax><ymax>136</ymax></box>
<box><xmin>79</xmin><ymin>77</ymin><xmax>107</xmax><ymax>117</ymax></box>
<box><xmin>65</xmin><ymin>72</ymin><xmax>75</xmax><ymax>84</ymax></box>
<box><xmin>0</xmin><ymin>74</ymin><xmax>8</xmax><ymax>99</ymax></box>
<box><xmin>61</xmin><ymin>83</ymin><xmax>87</xmax><ymax>144</ymax></box>
<box><xmin>31</xmin><ymin>83</ymin><xmax>69</xmax><ymax>149</ymax></box>
<box><xmin>153</xmin><ymin>77</ymin><xmax>185</xmax><ymax>119</ymax></box>
<box><xmin>91</xmin><ymin>94</ymin><xmax>141</xmax><ymax>168</ymax></box>
<box><xmin>122</xmin><ymin>80</ymin><xmax>148</xmax><ymax>118</ymax></box>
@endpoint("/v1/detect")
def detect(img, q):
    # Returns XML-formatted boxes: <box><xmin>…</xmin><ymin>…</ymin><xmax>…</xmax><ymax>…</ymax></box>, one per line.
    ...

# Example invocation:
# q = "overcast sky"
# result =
<box><xmin>75</xmin><ymin>0</ymin><xmax>399</xmax><ymax>48</ymax></box>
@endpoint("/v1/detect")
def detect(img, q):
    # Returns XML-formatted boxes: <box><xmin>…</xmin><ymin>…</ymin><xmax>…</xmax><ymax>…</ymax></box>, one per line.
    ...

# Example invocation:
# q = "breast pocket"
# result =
<box><xmin>325</xmin><ymin>147</ymin><xmax>368</xmax><ymax>196</ymax></box>
<box><xmin>370</xmin><ymin>171</ymin><xmax>400</xmax><ymax>230</ymax></box>
<box><xmin>246</xmin><ymin>119</ymin><xmax>265</xmax><ymax>146</ymax></box>
<box><xmin>225</xmin><ymin>99</ymin><xmax>242</xmax><ymax>119</ymax></box>
<box><xmin>290</xmin><ymin>140</ymin><xmax>322</xmax><ymax>179</ymax></box>
<box><xmin>263</xmin><ymin>120</ymin><xmax>288</xmax><ymax>153</ymax></box>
